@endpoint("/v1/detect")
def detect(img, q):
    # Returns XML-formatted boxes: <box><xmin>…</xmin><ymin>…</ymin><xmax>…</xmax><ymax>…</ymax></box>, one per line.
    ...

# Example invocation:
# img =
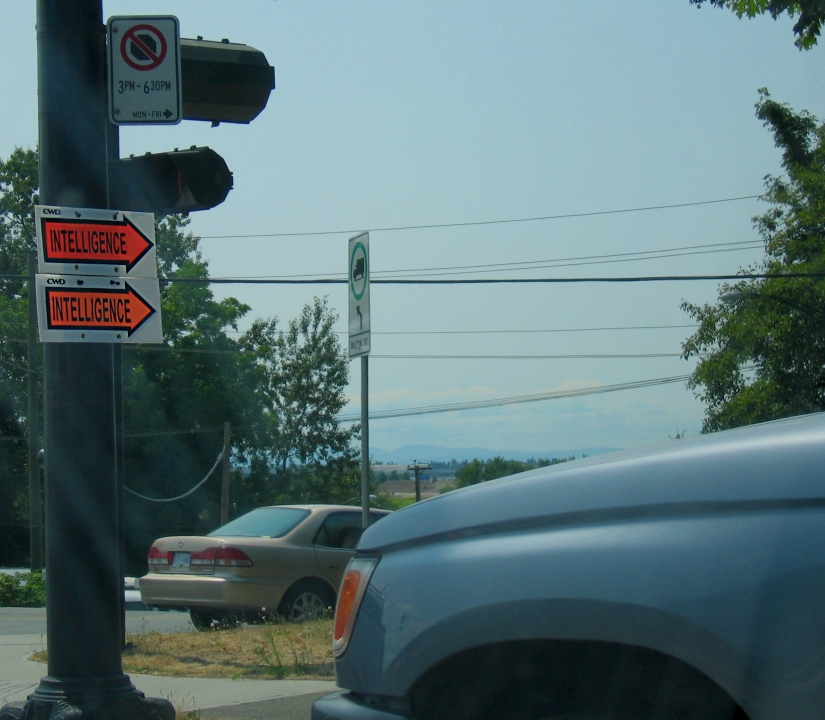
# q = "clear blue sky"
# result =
<box><xmin>2</xmin><ymin>1</ymin><xmax>824</xmax><ymax>455</ymax></box>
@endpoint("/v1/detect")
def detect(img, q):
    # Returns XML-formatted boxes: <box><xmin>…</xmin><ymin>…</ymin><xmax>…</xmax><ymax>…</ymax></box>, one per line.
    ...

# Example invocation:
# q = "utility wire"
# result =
<box><xmin>199</xmin><ymin>195</ymin><xmax>761</xmax><ymax>239</ymax></box>
<box><xmin>380</xmin><ymin>245</ymin><xmax>764</xmax><ymax>279</ymax></box>
<box><xmin>216</xmin><ymin>240</ymin><xmax>763</xmax><ymax>280</ymax></box>
<box><xmin>122</xmin><ymin>365</ymin><xmax>758</xmax><ymax>436</ymax></box>
<box><xmin>157</xmin><ymin>272</ymin><xmax>825</xmax><ymax>285</ymax></box>
<box><xmin>367</xmin><ymin>353</ymin><xmax>691</xmax><ymax>359</ymax></box>
<box><xmin>219</xmin><ymin>324</ymin><xmax>699</xmax><ymax>336</ymax></box>
<box><xmin>124</xmin><ymin>426</ymin><xmax>227</xmax><ymax>438</ymax></box>
<box><xmin>338</xmin><ymin>368</ymin><xmax>756</xmax><ymax>421</ymax></box>
<box><xmin>124</xmin><ymin>348</ymin><xmax>690</xmax><ymax>358</ymax></box>
<box><xmin>0</xmin><ymin>241</ymin><xmax>766</xmax><ymax>285</ymax></box>
<box><xmin>371</xmin><ymin>240</ymin><xmax>762</xmax><ymax>276</ymax></box>
<box><xmin>359</xmin><ymin>325</ymin><xmax>700</xmax><ymax>335</ymax></box>
<box><xmin>124</xmin><ymin>450</ymin><xmax>223</xmax><ymax>502</ymax></box>
<box><xmin>0</xmin><ymin>356</ymin><xmax>40</xmax><ymax>376</ymax></box>
<box><xmin>336</xmin><ymin>374</ymin><xmax>696</xmax><ymax>421</ymax></box>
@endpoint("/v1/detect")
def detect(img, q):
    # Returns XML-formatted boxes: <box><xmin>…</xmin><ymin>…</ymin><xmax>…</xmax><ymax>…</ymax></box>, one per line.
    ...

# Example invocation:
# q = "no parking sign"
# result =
<box><xmin>107</xmin><ymin>16</ymin><xmax>182</xmax><ymax>125</ymax></box>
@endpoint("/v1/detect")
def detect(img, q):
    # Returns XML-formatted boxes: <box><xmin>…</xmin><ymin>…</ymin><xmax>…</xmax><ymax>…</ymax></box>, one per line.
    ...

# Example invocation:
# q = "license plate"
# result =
<box><xmin>172</xmin><ymin>552</ymin><xmax>190</xmax><ymax>569</ymax></box>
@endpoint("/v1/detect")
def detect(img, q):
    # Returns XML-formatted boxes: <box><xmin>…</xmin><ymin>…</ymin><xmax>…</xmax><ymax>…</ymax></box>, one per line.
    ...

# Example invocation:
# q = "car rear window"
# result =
<box><xmin>209</xmin><ymin>507</ymin><xmax>310</xmax><ymax>538</ymax></box>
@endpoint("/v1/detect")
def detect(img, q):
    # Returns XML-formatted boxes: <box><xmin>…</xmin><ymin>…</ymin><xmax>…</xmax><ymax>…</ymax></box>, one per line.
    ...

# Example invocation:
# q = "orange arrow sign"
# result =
<box><xmin>40</xmin><ymin>217</ymin><xmax>153</xmax><ymax>272</ymax></box>
<box><xmin>45</xmin><ymin>284</ymin><xmax>156</xmax><ymax>336</ymax></box>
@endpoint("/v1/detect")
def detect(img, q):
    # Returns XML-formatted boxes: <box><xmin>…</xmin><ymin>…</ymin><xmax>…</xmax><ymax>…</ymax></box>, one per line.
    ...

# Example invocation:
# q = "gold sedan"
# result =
<box><xmin>139</xmin><ymin>504</ymin><xmax>390</xmax><ymax>629</ymax></box>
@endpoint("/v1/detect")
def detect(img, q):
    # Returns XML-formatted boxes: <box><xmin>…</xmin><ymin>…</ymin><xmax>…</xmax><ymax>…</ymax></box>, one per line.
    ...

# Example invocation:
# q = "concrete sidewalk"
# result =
<box><xmin>0</xmin><ymin>634</ymin><xmax>337</xmax><ymax>713</ymax></box>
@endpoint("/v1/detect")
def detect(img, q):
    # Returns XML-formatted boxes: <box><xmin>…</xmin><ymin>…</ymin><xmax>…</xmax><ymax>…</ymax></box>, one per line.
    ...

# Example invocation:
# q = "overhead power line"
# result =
<box><xmin>123</xmin><ymin>366</ymin><xmax>758</xmax><ymax>437</ymax></box>
<box><xmin>221</xmin><ymin>239</ymin><xmax>764</xmax><ymax>280</ymax></box>
<box><xmin>123</xmin><ymin>346</ymin><xmax>690</xmax><ymax>359</ymax></box>
<box><xmin>363</xmin><ymin>324</ymin><xmax>699</xmax><ymax>335</ymax></box>
<box><xmin>199</xmin><ymin>195</ymin><xmax>761</xmax><ymax>239</ymax></box>
<box><xmin>373</xmin><ymin>244</ymin><xmax>764</xmax><ymax>279</ymax></box>
<box><xmin>249</xmin><ymin>324</ymin><xmax>697</xmax><ymax>336</ymax></box>
<box><xmin>337</xmin><ymin>373</ymin><xmax>697</xmax><ymax>421</ymax></box>
<box><xmin>370</xmin><ymin>240</ymin><xmax>762</xmax><ymax>277</ymax></box>
<box><xmin>159</xmin><ymin>271</ymin><xmax>825</xmax><ymax>285</ymax></box>
<box><xmin>366</xmin><ymin>353</ymin><xmax>689</xmax><ymax>359</ymax></box>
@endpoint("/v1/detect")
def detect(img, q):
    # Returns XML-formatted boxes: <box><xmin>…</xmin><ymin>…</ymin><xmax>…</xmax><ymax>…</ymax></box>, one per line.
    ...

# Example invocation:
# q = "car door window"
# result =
<box><xmin>314</xmin><ymin>512</ymin><xmax>363</xmax><ymax>550</ymax></box>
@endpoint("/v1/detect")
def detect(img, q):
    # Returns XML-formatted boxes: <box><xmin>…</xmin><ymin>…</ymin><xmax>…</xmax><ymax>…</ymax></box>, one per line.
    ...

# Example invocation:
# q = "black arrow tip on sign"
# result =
<box><xmin>163</xmin><ymin>109</ymin><xmax>173</xmax><ymax>118</ymax></box>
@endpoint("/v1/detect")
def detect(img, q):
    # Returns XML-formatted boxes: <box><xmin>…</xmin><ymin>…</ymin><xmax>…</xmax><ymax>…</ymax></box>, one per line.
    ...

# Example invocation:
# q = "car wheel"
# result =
<box><xmin>278</xmin><ymin>581</ymin><xmax>334</xmax><ymax>622</ymax></box>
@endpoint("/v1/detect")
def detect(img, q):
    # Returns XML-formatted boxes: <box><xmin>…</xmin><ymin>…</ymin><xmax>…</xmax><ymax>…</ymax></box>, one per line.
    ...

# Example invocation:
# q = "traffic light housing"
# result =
<box><xmin>181</xmin><ymin>38</ymin><xmax>275</xmax><ymax>124</ymax></box>
<box><xmin>111</xmin><ymin>146</ymin><xmax>233</xmax><ymax>215</ymax></box>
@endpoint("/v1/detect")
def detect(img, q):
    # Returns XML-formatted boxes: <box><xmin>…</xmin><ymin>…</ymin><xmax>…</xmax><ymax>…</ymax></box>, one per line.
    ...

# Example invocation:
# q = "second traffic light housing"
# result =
<box><xmin>181</xmin><ymin>38</ymin><xmax>275</xmax><ymax>124</ymax></box>
<box><xmin>111</xmin><ymin>146</ymin><xmax>233</xmax><ymax>215</ymax></box>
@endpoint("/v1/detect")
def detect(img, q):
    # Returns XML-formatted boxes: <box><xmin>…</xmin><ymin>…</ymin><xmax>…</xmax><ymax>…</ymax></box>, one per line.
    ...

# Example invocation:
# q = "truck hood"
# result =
<box><xmin>359</xmin><ymin>412</ymin><xmax>825</xmax><ymax>552</ymax></box>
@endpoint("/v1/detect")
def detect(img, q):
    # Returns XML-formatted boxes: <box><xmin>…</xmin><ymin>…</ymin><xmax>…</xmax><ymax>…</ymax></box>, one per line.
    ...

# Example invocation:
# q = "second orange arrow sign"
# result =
<box><xmin>45</xmin><ymin>284</ymin><xmax>156</xmax><ymax>336</ymax></box>
<box><xmin>36</xmin><ymin>275</ymin><xmax>163</xmax><ymax>344</ymax></box>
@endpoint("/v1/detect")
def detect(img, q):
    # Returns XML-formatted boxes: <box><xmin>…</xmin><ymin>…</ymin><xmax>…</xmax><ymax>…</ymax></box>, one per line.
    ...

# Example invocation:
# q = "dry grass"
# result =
<box><xmin>30</xmin><ymin>618</ymin><xmax>334</xmax><ymax>680</ymax></box>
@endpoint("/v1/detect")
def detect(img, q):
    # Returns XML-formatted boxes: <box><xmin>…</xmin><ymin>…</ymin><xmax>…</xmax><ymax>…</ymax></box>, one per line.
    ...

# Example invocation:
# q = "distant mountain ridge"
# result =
<box><xmin>370</xmin><ymin>444</ymin><xmax>620</xmax><ymax>464</ymax></box>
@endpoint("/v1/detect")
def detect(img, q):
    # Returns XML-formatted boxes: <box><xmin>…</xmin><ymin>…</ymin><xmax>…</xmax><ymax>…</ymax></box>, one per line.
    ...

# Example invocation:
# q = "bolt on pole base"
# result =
<box><xmin>0</xmin><ymin>676</ymin><xmax>175</xmax><ymax>720</ymax></box>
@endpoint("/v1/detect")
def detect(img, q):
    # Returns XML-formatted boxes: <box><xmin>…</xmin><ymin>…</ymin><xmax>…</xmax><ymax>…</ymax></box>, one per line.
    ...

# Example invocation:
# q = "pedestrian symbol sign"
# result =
<box><xmin>348</xmin><ymin>232</ymin><xmax>370</xmax><ymax>358</ymax></box>
<box><xmin>107</xmin><ymin>16</ymin><xmax>182</xmax><ymax>125</ymax></box>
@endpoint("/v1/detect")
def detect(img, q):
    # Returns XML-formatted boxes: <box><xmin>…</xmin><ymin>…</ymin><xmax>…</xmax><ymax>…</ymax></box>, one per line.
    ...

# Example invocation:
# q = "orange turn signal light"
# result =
<box><xmin>332</xmin><ymin>556</ymin><xmax>378</xmax><ymax>657</ymax></box>
<box><xmin>334</xmin><ymin>570</ymin><xmax>362</xmax><ymax>642</ymax></box>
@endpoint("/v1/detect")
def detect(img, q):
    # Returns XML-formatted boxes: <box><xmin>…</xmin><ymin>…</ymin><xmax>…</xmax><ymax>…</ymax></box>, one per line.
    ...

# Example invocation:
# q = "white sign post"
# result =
<box><xmin>107</xmin><ymin>15</ymin><xmax>182</xmax><ymax>125</ymax></box>
<box><xmin>348</xmin><ymin>231</ymin><xmax>370</xmax><ymax>358</ymax></box>
<box><xmin>348</xmin><ymin>231</ymin><xmax>371</xmax><ymax>529</ymax></box>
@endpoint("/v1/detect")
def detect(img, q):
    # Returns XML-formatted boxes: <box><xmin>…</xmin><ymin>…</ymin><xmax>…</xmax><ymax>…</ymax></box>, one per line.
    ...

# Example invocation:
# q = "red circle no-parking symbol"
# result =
<box><xmin>120</xmin><ymin>24</ymin><xmax>168</xmax><ymax>71</ymax></box>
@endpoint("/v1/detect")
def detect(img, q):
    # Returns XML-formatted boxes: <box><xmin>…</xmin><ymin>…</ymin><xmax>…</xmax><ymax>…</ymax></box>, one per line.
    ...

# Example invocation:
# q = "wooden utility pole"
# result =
<box><xmin>407</xmin><ymin>461</ymin><xmax>432</xmax><ymax>502</ymax></box>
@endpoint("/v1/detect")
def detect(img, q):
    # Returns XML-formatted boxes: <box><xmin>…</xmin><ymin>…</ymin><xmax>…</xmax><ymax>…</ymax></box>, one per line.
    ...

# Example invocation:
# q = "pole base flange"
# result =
<box><xmin>0</xmin><ymin>676</ymin><xmax>175</xmax><ymax>720</ymax></box>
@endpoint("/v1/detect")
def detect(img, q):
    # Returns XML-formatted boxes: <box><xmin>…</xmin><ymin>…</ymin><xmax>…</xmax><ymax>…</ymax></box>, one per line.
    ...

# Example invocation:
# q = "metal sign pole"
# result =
<box><xmin>361</xmin><ymin>356</ymin><xmax>369</xmax><ymax>529</ymax></box>
<box><xmin>348</xmin><ymin>231</ymin><xmax>371</xmax><ymax>530</ymax></box>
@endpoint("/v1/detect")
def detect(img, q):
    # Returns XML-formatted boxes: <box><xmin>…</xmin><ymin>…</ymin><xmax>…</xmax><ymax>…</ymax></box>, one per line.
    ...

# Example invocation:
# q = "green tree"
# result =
<box><xmin>0</xmin><ymin>148</ymin><xmax>39</xmax><ymax>566</ymax></box>
<box><xmin>450</xmin><ymin>455</ymin><xmax>574</xmax><ymax>490</ymax></box>
<box><xmin>682</xmin><ymin>90</ymin><xmax>825</xmax><ymax>432</ymax></box>
<box><xmin>235</xmin><ymin>298</ymin><xmax>358</xmax><ymax>509</ymax></box>
<box><xmin>689</xmin><ymin>0</ymin><xmax>825</xmax><ymax>49</ymax></box>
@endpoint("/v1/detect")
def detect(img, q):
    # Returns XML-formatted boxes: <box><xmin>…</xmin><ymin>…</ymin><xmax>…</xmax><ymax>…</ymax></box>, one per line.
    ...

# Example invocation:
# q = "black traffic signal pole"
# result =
<box><xmin>28</xmin><ymin>251</ymin><xmax>43</xmax><ymax>572</ymax></box>
<box><xmin>0</xmin><ymin>3</ymin><xmax>173</xmax><ymax>720</ymax></box>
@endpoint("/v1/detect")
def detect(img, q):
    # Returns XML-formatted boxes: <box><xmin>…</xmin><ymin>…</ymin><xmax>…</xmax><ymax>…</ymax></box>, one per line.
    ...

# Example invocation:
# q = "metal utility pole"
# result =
<box><xmin>407</xmin><ymin>461</ymin><xmax>432</xmax><ymax>502</ymax></box>
<box><xmin>361</xmin><ymin>357</ymin><xmax>370</xmax><ymax>529</ymax></box>
<box><xmin>27</xmin><ymin>251</ymin><xmax>42</xmax><ymax>572</ymax></box>
<box><xmin>0</xmin><ymin>3</ymin><xmax>174</xmax><ymax>719</ymax></box>
<box><xmin>220</xmin><ymin>422</ymin><xmax>231</xmax><ymax>526</ymax></box>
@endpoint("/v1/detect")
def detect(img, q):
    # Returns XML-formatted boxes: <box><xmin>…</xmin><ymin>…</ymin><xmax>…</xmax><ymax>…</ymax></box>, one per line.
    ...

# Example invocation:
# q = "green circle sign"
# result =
<box><xmin>350</xmin><ymin>241</ymin><xmax>368</xmax><ymax>301</ymax></box>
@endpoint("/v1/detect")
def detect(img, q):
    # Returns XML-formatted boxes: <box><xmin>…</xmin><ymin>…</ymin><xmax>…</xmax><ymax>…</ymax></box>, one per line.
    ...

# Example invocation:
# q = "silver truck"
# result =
<box><xmin>313</xmin><ymin>413</ymin><xmax>825</xmax><ymax>720</ymax></box>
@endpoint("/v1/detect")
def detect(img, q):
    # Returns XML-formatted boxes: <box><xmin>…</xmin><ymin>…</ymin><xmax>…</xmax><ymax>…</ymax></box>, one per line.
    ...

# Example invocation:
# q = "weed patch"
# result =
<box><xmin>30</xmin><ymin>618</ymin><xmax>334</xmax><ymax>679</ymax></box>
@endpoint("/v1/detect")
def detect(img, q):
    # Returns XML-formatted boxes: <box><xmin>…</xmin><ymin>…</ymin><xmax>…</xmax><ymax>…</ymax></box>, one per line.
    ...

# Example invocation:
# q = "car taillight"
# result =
<box><xmin>216</xmin><ymin>547</ymin><xmax>253</xmax><ymax>567</ymax></box>
<box><xmin>190</xmin><ymin>546</ymin><xmax>253</xmax><ymax>568</ymax></box>
<box><xmin>333</xmin><ymin>556</ymin><xmax>378</xmax><ymax>658</ymax></box>
<box><xmin>147</xmin><ymin>546</ymin><xmax>174</xmax><ymax>566</ymax></box>
<box><xmin>190</xmin><ymin>547</ymin><xmax>218</xmax><ymax>566</ymax></box>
